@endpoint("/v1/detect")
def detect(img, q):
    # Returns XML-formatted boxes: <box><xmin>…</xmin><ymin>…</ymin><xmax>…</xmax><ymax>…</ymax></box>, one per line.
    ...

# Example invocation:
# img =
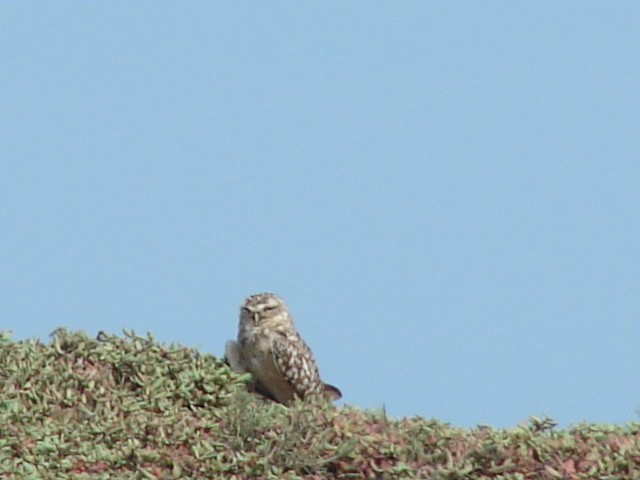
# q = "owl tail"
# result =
<box><xmin>323</xmin><ymin>383</ymin><xmax>342</xmax><ymax>401</ymax></box>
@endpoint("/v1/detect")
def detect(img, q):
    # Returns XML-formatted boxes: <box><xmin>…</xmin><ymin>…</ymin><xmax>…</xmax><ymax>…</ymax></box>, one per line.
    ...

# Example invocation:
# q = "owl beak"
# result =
<box><xmin>242</xmin><ymin>307</ymin><xmax>259</xmax><ymax>325</ymax></box>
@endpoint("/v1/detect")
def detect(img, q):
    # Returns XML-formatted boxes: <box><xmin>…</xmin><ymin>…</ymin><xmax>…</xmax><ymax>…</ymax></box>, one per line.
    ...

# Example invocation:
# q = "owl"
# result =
<box><xmin>225</xmin><ymin>292</ymin><xmax>341</xmax><ymax>405</ymax></box>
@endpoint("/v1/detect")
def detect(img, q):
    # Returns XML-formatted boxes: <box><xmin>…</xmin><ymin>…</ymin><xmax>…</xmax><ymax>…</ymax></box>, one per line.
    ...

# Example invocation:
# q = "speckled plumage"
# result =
<box><xmin>225</xmin><ymin>293</ymin><xmax>341</xmax><ymax>405</ymax></box>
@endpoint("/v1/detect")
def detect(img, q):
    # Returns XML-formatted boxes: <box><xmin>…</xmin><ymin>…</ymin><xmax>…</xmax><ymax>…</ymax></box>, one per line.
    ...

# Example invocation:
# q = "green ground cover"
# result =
<box><xmin>0</xmin><ymin>330</ymin><xmax>637</xmax><ymax>479</ymax></box>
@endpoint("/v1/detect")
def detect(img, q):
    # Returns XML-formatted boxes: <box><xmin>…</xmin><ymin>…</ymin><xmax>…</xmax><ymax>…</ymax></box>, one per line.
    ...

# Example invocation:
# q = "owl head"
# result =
<box><xmin>240</xmin><ymin>292</ymin><xmax>292</xmax><ymax>327</ymax></box>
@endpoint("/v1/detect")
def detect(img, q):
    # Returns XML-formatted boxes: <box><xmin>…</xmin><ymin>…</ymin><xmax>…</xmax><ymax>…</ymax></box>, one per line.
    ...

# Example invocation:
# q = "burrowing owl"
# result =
<box><xmin>225</xmin><ymin>293</ymin><xmax>341</xmax><ymax>405</ymax></box>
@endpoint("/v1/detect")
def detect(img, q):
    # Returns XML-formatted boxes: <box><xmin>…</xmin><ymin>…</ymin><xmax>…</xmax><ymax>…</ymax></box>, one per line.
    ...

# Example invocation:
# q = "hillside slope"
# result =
<box><xmin>0</xmin><ymin>330</ymin><xmax>638</xmax><ymax>479</ymax></box>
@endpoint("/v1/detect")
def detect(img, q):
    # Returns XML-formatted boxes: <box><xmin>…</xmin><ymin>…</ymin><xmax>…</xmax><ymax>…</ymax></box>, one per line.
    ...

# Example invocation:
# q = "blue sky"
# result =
<box><xmin>2</xmin><ymin>3</ymin><xmax>638</xmax><ymax>428</ymax></box>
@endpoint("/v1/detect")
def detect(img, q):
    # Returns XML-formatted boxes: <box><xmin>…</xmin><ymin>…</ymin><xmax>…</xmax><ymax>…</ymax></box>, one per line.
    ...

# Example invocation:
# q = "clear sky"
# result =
<box><xmin>2</xmin><ymin>3</ymin><xmax>638</xmax><ymax>428</ymax></box>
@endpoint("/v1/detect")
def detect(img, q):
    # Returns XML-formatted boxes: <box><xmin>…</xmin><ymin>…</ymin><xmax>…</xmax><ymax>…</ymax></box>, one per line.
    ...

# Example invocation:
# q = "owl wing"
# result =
<box><xmin>271</xmin><ymin>332</ymin><xmax>323</xmax><ymax>399</ymax></box>
<box><xmin>224</xmin><ymin>340</ymin><xmax>246</xmax><ymax>373</ymax></box>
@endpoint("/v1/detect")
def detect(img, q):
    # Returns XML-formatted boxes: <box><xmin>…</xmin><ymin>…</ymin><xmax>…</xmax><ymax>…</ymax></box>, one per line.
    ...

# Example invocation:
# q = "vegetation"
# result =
<box><xmin>0</xmin><ymin>329</ymin><xmax>638</xmax><ymax>479</ymax></box>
